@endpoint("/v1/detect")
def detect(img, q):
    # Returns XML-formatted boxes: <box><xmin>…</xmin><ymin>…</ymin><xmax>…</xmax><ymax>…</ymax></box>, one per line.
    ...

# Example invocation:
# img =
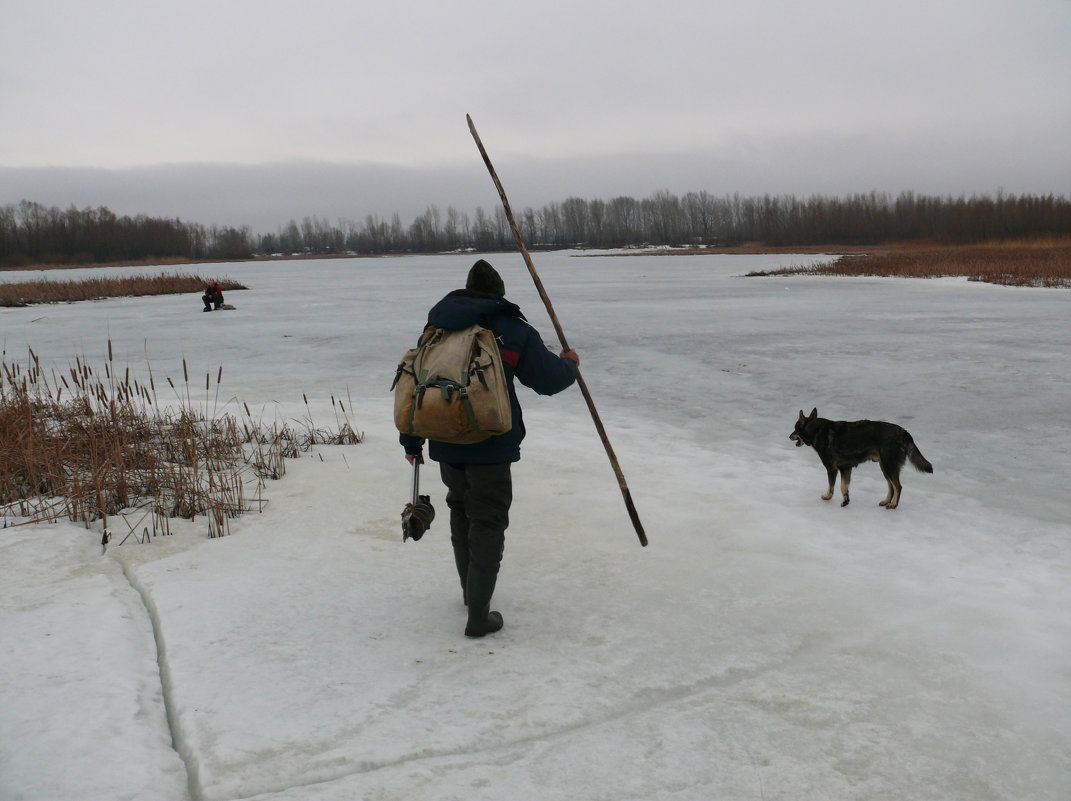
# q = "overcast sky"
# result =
<box><xmin>2</xmin><ymin>0</ymin><xmax>1068</xmax><ymax>232</ymax></box>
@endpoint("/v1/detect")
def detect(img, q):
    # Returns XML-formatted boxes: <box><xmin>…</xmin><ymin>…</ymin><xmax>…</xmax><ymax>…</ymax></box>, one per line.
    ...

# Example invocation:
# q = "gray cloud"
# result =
<box><xmin>3</xmin><ymin>127</ymin><xmax>1066</xmax><ymax>233</ymax></box>
<box><xmin>2</xmin><ymin>0</ymin><xmax>1067</xmax><ymax>230</ymax></box>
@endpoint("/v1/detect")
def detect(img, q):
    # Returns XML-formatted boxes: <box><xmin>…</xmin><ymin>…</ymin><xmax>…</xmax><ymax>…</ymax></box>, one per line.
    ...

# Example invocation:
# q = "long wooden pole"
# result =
<box><xmin>467</xmin><ymin>114</ymin><xmax>647</xmax><ymax>547</ymax></box>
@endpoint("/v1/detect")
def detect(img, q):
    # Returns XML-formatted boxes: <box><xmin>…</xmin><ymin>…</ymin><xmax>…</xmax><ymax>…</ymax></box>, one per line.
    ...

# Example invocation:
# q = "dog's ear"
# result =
<box><xmin>809</xmin><ymin>408</ymin><xmax>818</xmax><ymax>419</ymax></box>
<box><xmin>798</xmin><ymin>409</ymin><xmax>805</xmax><ymax>422</ymax></box>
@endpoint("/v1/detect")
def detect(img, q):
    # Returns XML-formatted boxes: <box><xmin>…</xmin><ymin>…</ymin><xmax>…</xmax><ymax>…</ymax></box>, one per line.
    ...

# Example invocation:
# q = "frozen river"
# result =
<box><xmin>1</xmin><ymin>251</ymin><xmax>1068</xmax><ymax>800</ymax></box>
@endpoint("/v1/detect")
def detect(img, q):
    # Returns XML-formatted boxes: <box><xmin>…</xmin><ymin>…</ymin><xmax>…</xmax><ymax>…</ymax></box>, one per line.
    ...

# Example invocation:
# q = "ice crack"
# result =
<box><xmin>113</xmin><ymin>553</ymin><xmax>204</xmax><ymax>801</ymax></box>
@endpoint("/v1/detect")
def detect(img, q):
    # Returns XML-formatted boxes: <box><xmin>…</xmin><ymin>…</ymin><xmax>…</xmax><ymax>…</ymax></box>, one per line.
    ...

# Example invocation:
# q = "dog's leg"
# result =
<box><xmin>879</xmin><ymin>480</ymin><xmax>894</xmax><ymax>507</ymax></box>
<box><xmin>839</xmin><ymin>466</ymin><xmax>852</xmax><ymax>507</ymax></box>
<box><xmin>822</xmin><ymin>465</ymin><xmax>836</xmax><ymax>501</ymax></box>
<box><xmin>879</xmin><ymin>457</ymin><xmax>902</xmax><ymax>508</ymax></box>
<box><xmin>887</xmin><ymin>474</ymin><xmax>902</xmax><ymax>508</ymax></box>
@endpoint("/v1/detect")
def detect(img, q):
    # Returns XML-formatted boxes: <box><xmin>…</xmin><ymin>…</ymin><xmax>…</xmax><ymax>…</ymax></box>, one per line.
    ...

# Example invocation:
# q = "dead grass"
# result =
<box><xmin>1</xmin><ymin>344</ymin><xmax>362</xmax><ymax>541</ymax></box>
<box><xmin>0</xmin><ymin>273</ymin><xmax>247</xmax><ymax>307</ymax></box>
<box><xmin>743</xmin><ymin>237</ymin><xmax>1071</xmax><ymax>287</ymax></box>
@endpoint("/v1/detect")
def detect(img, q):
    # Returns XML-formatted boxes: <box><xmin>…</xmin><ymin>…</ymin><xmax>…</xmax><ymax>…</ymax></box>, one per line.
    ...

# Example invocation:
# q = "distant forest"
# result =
<box><xmin>2</xmin><ymin>191</ymin><xmax>1069</xmax><ymax>267</ymax></box>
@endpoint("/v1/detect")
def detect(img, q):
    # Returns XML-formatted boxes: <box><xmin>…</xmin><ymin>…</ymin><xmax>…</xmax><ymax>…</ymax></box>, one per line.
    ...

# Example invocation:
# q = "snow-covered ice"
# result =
<box><xmin>1</xmin><ymin>252</ymin><xmax>1068</xmax><ymax>800</ymax></box>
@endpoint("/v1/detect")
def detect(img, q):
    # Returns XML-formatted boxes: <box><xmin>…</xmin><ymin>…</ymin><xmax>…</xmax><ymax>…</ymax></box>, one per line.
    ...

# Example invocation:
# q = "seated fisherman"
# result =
<box><xmin>202</xmin><ymin>282</ymin><xmax>224</xmax><ymax>311</ymax></box>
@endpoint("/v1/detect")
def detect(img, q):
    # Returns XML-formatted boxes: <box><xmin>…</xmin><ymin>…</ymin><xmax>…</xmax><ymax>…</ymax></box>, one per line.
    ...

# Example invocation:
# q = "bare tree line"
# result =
<box><xmin>0</xmin><ymin>201</ymin><xmax>253</xmax><ymax>267</ymax></box>
<box><xmin>3</xmin><ymin>191</ymin><xmax>1068</xmax><ymax>267</ymax></box>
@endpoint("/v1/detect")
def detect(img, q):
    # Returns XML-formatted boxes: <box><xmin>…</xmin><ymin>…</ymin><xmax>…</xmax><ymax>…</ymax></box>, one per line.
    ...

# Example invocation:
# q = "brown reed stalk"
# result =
<box><xmin>1</xmin><ymin>347</ymin><xmax>361</xmax><ymax>539</ymax></box>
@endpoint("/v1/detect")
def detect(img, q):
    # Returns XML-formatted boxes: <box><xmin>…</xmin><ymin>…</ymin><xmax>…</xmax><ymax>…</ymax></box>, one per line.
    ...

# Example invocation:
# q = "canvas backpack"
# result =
<box><xmin>392</xmin><ymin>322</ymin><xmax>512</xmax><ymax>444</ymax></box>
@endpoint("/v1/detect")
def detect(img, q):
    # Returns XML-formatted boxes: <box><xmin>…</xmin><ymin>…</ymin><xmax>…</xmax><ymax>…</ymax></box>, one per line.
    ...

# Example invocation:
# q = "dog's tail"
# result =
<box><xmin>907</xmin><ymin>441</ymin><xmax>933</xmax><ymax>473</ymax></box>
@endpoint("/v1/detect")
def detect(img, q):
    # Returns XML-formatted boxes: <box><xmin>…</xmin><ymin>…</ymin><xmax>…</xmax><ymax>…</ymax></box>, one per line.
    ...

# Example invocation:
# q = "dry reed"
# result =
<box><xmin>745</xmin><ymin>238</ymin><xmax>1071</xmax><ymax>287</ymax></box>
<box><xmin>1</xmin><ymin>343</ymin><xmax>362</xmax><ymax>542</ymax></box>
<box><xmin>0</xmin><ymin>273</ymin><xmax>247</xmax><ymax>307</ymax></box>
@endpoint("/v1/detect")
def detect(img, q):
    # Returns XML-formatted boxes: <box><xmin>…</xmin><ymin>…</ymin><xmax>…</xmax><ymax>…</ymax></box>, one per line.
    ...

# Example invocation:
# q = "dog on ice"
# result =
<box><xmin>790</xmin><ymin>408</ymin><xmax>932</xmax><ymax>509</ymax></box>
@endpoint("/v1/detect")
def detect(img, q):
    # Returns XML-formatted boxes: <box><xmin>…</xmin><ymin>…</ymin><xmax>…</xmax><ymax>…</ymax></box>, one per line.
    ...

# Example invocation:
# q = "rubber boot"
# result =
<box><xmin>452</xmin><ymin>545</ymin><xmax>469</xmax><ymax>606</ymax></box>
<box><xmin>464</xmin><ymin>568</ymin><xmax>503</xmax><ymax>637</ymax></box>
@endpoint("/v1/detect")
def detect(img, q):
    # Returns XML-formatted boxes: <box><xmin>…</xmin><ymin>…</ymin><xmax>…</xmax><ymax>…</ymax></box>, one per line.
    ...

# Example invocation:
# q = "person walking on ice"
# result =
<box><xmin>399</xmin><ymin>259</ymin><xmax>579</xmax><ymax>637</ymax></box>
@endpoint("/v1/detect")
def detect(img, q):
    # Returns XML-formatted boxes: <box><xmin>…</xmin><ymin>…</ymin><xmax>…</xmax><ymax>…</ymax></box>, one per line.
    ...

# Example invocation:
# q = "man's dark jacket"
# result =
<box><xmin>399</xmin><ymin>289</ymin><xmax>578</xmax><ymax>465</ymax></box>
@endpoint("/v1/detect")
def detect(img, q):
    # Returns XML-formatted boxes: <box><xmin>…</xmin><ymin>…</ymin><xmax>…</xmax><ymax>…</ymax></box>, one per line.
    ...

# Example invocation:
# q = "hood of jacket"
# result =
<box><xmin>427</xmin><ymin>289</ymin><xmax>525</xmax><ymax>330</ymax></box>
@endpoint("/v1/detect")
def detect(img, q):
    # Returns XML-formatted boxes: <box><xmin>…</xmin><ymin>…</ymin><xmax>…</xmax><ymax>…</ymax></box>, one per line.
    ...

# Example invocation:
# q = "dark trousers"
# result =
<box><xmin>203</xmin><ymin>292</ymin><xmax>223</xmax><ymax>310</ymax></box>
<box><xmin>440</xmin><ymin>462</ymin><xmax>512</xmax><ymax>576</ymax></box>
